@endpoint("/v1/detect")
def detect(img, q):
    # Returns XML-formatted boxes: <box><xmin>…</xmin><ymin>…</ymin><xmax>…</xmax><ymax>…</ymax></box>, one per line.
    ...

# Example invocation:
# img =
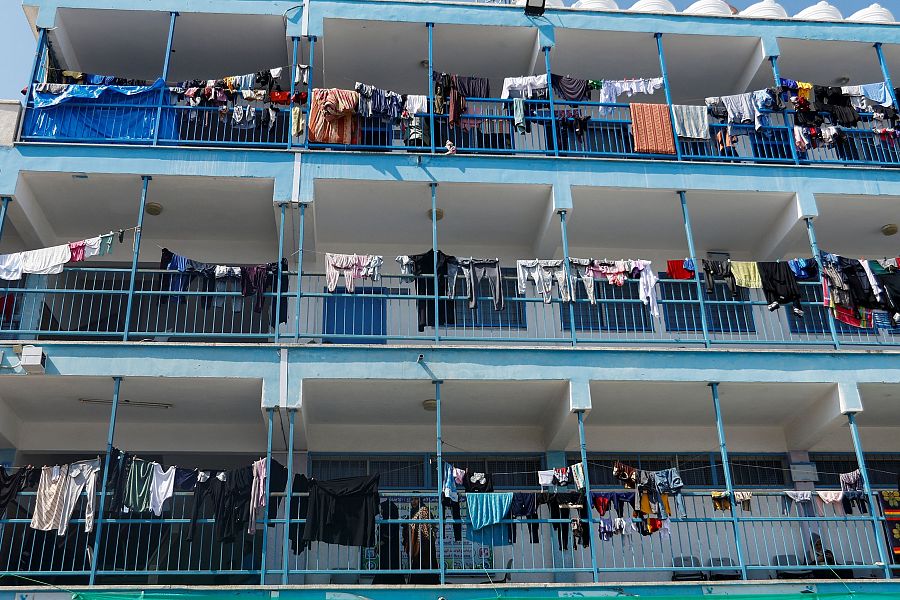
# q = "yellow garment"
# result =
<box><xmin>711</xmin><ymin>491</ymin><xmax>731</xmax><ymax>511</ymax></box>
<box><xmin>223</xmin><ymin>77</ymin><xmax>236</xmax><ymax>92</ymax></box>
<box><xmin>731</xmin><ymin>261</ymin><xmax>762</xmax><ymax>289</ymax></box>
<box><xmin>291</xmin><ymin>106</ymin><xmax>305</xmax><ymax>137</ymax></box>
<box><xmin>62</xmin><ymin>70</ymin><xmax>83</xmax><ymax>82</ymax></box>
<box><xmin>797</xmin><ymin>82</ymin><xmax>813</xmax><ymax>101</ymax></box>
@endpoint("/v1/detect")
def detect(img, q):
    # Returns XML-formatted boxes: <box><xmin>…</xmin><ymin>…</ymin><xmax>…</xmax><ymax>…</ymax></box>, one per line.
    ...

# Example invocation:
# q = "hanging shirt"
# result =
<box><xmin>301</xmin><ymin>474</ymin><xmax>380</xmax><ymax>547</ymax></box>
<box><xmin>68</xmin><ymin>240</ymin><xmax>87</xmax><ymax>262</ymax></box>
<box><xmin>501</xmin><ymin>74</ymin><xmax>548</xmax><ymax>99</ymax></box>
<box><xmin>666</xmin><ymin>259</ymin><xmax>694</xmax><ymax>280</ymax></box>
<box><xmin>57</xmin><ymin>459</ymin><xmax>101</xmax><ymax>534</ymax></box>
<box><xmin>731</xmin><ymin>261</ymin><xmax>762</xmax><ymax>289</ymax></box>
<box><xmin>30</xmin><ymin>465</ymin><xmax>70</xmax><ymax>531</ymax></box>
<box><xmin>20</xmin><ymin>244</ymin><xmax>71</xmax><ymax>275</ymax></box>
<box><xmin>0</xmin><ymin>253</ymin><xmax>24</xmax><ymax>281</ymax></box>
<box><xmin>150</xmin><ymin>463</ymin><xmax>176</xmax><ymax>517</ymax></box>
<box><xmin>248</xmin><ymin>458</ymin><xmax>267</xmax><ymax>534</ymax></box>
<box><xmin>125</xmin><ymin>459</ymin><xmax>155</xmax><ymax>513</ymax></box>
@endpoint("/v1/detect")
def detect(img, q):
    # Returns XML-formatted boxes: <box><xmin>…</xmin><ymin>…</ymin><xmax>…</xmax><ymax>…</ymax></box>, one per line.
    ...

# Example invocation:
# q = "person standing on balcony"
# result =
<box><xmin>404</xmin><ymin>497</ymin><xmax>439</xmax><ymax>584</ymax></box>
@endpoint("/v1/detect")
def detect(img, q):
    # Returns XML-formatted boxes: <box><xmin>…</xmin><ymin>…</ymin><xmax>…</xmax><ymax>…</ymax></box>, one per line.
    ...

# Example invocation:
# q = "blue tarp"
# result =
<box><xmin>25</xmin><ymin>78</ymin><xmax>177</xmax><ymax>142</ymax></box>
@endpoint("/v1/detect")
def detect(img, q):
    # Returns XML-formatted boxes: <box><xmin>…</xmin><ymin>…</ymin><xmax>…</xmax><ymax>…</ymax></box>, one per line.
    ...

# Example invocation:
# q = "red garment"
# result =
<box><xmin>269</xmin><ymin>91</ymin><xmax>290</xmax><ymax>105</ymax></box>
<box><xmin>592</xmin><ymin>495</ymin><xmax>610</xmax><ymax>516</ymax></box>
<box><xmin>69</xmin><ymin>240</ymin><xmax>86</xmax><ymax>263</ymax></box>
<box><xmin>666</xmin><ymin>259</ymin><xmax>694</xmax><ymax>280</ymax></box>
<box><xmin>646</xmin><ymin>517</ymin><xmax>663</xmax><ymax>534</ymax></box>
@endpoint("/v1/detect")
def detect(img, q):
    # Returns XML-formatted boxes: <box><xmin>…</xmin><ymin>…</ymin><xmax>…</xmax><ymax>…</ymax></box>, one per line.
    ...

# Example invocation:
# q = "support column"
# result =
<box><xmin>874</xmin><ymin>43</ymin><xmax>900</xmax><ymax>112</ymax></box>
<box><xmin>122</xmin><ymin>176</ymin><xmax>150</xmax><ymax>341</ymax></box>
<box><xmin>28</xmin><ymin>28</ymin><xmax>47</xmax><ymax>88</ymax></box>
<box><xmin>543</xmin><ymin>47</ymin><xmax>559</xmax><ymax>156</ymax></box>
<box><xmin>427</xmin><ymin>23</ymin><xmax>436</xmax><ymax>153</ymax></box>
<box><xmin>709</xmin><ymin>382</ymin><xmax>748</xmax><ymax>580</ymax></box>
<box><xmin>434</xmin><ymin>379</ymin><xmax>446</xmax><ymax>584</ymax></box>
<box><xmin>768</xmin><ymin>56</ymin><xmax>800</xmax><ymax>165</ymax></box>
<box><xmin>677</xmin><ymin>191</ymin><xmax>710</xmax><ymax>346</ymax></box>
<box><xmin>152</xmin><ymin>12</ymin><xmax>177</xmax><ymax>146</ymax></box>
<box><xmin>558</xmin><ymin>209</ymin><xmax>577</xmax><ymax>346</ymax></box>
<box><xmin>282</xmin><ymin>409</ymin><xmax>296</xmax><ymax>583</ymax></box>
<box><xmin>655</xmin><ymin>33</ymin><xmax>682</xmax><ymax>161</ymax></box>
<box><xmin>89</xmin><ymin>376</ymin><xmax>122</xmax><ymax>585</ymax></box>
<box><xmin>576</xmin><ymin>410</ymin><xmax>599</xmax><ymax>582</ymax></box>
<box><xmin>288</xmin><ymin>37</ymin><xmax>299</xmax><ymax>149</ymax></box>
<box><xmin>430</xmin><ymin>183</ymin><xmax>440</xmax><ymax>343</ymax></box>
<box><xmin>260</xmin><ymin>408</ymin><xmax>275</xmax><ymax>583</ymax></box>
<box><xmin>294</xmin><ymin>203</ymin><xmax>307</xmax><ymax>339</ymax></box>
<box><xmin>304</xmin><ymin>36</ymin><xmax>316</xmax><ymax>150</ymax></box>
<box><xmin>804</xmin><ymin>217</ymin><xmax>840</xmax><ymax>349</ymax></box>
<box><xmin>0</xmin><ymin>197</ymin><xmax>11</xmax><ymax>243</ymax></box>
<box><xmin>847</xmin><ymin>411</ymin><xmax>892</xmax><ymax>579</ymax></box>
<box><xmin>274</xmin><ymin>203</ymin><xmax>286</xmax><ymax>342</ymax></box>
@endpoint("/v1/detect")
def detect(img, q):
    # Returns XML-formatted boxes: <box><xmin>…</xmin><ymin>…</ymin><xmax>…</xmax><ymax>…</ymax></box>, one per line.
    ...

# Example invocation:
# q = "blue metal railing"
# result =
<box><xmin>2</xmin><ymin>269</ymin><xmax>898</xmax><ymax>347</ymax></box>
<box><xmin>0</xmin><ymin>488</ymin><xmax>890</xmax><ymax>584</ymax></box>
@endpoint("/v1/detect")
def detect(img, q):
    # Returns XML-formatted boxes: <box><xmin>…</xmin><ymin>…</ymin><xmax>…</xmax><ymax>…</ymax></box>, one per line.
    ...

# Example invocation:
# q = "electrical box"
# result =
<box><xmin>20</xmin><ymin>345</ymin><xmax>46</xmax><ymax>374</ymax></box>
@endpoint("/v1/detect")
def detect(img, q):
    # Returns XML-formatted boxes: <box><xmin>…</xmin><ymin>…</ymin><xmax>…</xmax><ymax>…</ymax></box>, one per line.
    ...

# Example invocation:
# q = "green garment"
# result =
<box><xmin>124</xmin><ymin>458</ymin><xmax>154</xmax><ymax>513</ymax></box>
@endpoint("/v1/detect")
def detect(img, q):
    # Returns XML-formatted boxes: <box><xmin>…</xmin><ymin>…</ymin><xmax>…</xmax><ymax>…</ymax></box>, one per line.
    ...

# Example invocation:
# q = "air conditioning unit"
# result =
<box><xmin>20</xmin><ymin>345</ymin><xmax>46</xmax><ymax>374</ymax></box>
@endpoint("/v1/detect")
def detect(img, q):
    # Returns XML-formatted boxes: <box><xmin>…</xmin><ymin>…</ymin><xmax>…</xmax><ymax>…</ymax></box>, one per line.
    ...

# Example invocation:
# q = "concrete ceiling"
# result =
<box><xmin>855</xmin><ymin>383</ymin><xmax>900</xmax><ymax>427</ymax></box>
<box><xmin>52</xmin><ymin>9</ymin><xmax>290</xmax><ymax>82</ymax></box>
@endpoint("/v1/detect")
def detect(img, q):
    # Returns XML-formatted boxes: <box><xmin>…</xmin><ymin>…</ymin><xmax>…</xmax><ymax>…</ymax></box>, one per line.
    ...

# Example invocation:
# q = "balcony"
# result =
<box><xmin>0</xmin><ymin>378</ymin><xmax>897</xmax><ymax>585</ymax></box>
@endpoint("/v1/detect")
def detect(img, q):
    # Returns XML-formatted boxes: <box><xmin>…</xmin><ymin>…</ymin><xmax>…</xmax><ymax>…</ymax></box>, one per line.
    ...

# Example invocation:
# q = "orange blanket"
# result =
<box><xmin>308</xmin><ymin>88</ymin><xmax>359</xmax><ymax>144</ymax></box>
<box><xmin>630</xmin><ymin>103</ymin><xmax>676</xmax><ymax>155</ymax></box>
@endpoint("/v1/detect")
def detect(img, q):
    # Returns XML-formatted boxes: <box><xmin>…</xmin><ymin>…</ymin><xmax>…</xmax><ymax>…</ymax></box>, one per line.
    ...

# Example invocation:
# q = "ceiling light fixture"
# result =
<box><xmin>422</xmin><ymin>399</ymin><xmax>437</xmax><ymax>411</ymax></box>
<box><xmin>145</xmin><ymin>202</ymin><xmax>163</xmax><ymax>216</ymax></box>
<box><xmin>427</xmin><ymin>208</ymin><xmax>444</xmax><ymax>221</ymax></box>
<box><xmin>833</xmin><ymin>76</ymin><xmax>851</xmax><ymax>86</ymax></box>
<box><xmin>882</xmin><ymin>223</ymin><xmax>898</xmax><ymax>236</ymax></box>
<box><xmin>420</xmin><ymin>59</ymin><xmax>430</xmax><ymax>69</ymax></box>
<box><xmin>80</xmin><ymin>398</ymin><xmax>173</xmax><ymax>409</ymax></box>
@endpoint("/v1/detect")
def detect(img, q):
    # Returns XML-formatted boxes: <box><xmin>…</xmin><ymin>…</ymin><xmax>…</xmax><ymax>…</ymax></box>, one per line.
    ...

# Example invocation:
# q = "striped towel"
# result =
<box><xmin>630</xmin><ymin>103</ymin><xmax>676</xmax><ymax>155</ymax></box>
<box><xmin>308</xmin><ymin>88</ymin><xmax>359</xmax><ymax>144</ymax></box>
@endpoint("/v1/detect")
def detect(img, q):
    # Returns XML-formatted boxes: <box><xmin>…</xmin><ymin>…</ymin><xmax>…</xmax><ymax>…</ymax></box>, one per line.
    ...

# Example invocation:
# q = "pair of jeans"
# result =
<box><xmin>508</xmin><ymin>492</ymin><xmax>539</xmax><ymax>544</ymax></box>
<box><xmin>516</xmin><ymin>259</ymin><xmax>569</xmax><ymax>303</ymax></box>
<box><xmin>568</xmin><ymin>258</ymin><xmax>597</xmax><ymax>304</ymax></box>
<box><xmin>655</xmin><ymin>468</ymin><xmax>687</xmax><ymax>518</ymax></box>
<box><xmin>448</xmin><ymin>258</ymin><xmax>504</xmax><ymax>310</ymax></box>
<box><xmin>442</xmin><ymin>496</ymin><xmax>462</xmax><ymax>541</ymax></box>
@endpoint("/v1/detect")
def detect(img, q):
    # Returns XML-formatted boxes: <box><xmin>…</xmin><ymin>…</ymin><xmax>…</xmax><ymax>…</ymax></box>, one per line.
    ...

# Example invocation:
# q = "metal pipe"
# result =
<box><xmin>847</xmin><ymin>411</ymin><xmax>892</xmax><ymax>579</ymax></box>
<box><xmin>655</xmin><ymin>33</ymin><xmax>682</xmax><ymax>161</ymax></box>
<box><xmin>274</xmin><ymin>203</ymin><xmax>286</xmax><ymax>342</ymax></box>
<box><xmin>288</xmin><ymin>37</ymin><xmax>299</xmax><ymax>149</ymax></box>
<box><xmin>543</xmin><ymin>47</ymin><xmax>559</xmax><ymax>157</ymax></box>
<box><xmin>294</xmin><ymin>203</ymin><xmax>307</xmax><ymax>339</ymax></box>
<box><xmin>431</xmin><ymin>182</ymin><xmax>440</xmax><ymax>343</ymax></box>
<box><xmin>282</xmin><ymin>409</ymin><xmax>295</xmax><ymax>583</ymax></box>
<box><xmin>122</xmin><ymin>176</ymin><xmax>150</xmax><ymax>341</ymax></box>
<box><xmin>769</xmin><ymin>56</ymin><xmax>800</xmax><ymax>165</ymax></box>
<box><xmin>558</xmin><ymin>209</ymin><xmax>577</xmax><ymax>346</ymax></box>
<box><xmin>576</xmin><ymin>410</ymin><xmax>599</xmax><ymax>581</ymax></box>
<box><xmin>805</xmin><ymin>217</ymin><xmax>840</xmax><ymax>349</ymax></box>
<box><xmin>152</xmin><ymin>12</ymin><xmax>177</xmax><ymax>146</ymax></box>
<box><xmin>304</xmin><ymin>36</ymin><xmax>316</xmax><ymax>150</ymax></box>
<box><xmin>89</xmin><ymin>376</ymin><xmax>122</xmax><ymax>585</ymax></box>
<box><xmin>709</xmin><ymin>382</ymin><xmax>748</xmax><ymax>580</ymax></box>
<box><xmin>874</xmin><ymin>43</ymin><xmax>900</xmax><ymax>113</ymax></box>
<box><xmin>260</xmin><ymin>408</ymin><xmax>275</xmax><ymax>583</ymax></box>
<box><xmin>434</xmin><ymin>379</ymin><xmax>446</xmax><ymax>584</ymax></box>
<box><xmin>677</xmin><ymin>191</ymin><xmax>711</xmax><ymax>346</ymax></box>
<box><xmin>27</xmin><ymin>28</ymin><xmax>47</xmax><ymax>93</ymax></box>
<box><xmin>427</xmin><ymin>23</ymin><xmax>436</xmax><ymax>153</ymax></box>
<box><xmin>0</xmin><ymin>197</ymin><xmax>11</xmax><ymax>243</ymax></box>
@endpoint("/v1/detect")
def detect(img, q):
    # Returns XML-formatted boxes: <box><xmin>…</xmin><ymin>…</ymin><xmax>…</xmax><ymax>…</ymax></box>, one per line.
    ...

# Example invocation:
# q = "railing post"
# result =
<box><xmin>576</xmin><ymin>410</ymin><xmax>600</xmax><ymax>582</ymax></box>
<box><xmin>709</xmin><ymin>382</ymin><xmax>748</xmax><ymax>580</ymax></box>
<box><xmin>304</xmin><ymin>36</ymin><xmax>316</xmax><ymax>150</ymax></box>
<box><xmin>427</xmin><ymin>23</ymin><xmax>436</xmax><ymax>153</ymax></box>
<box><xmin>430</xmin><ymin>182</ymin><xmax>440</xmax><ymax>343</ymax></box>
<box><xmin>434</xmin><ymin>379</ymin><xmax>446</xmax><ymax>584</ymax></box>
<box><xmin>122</xmin><ymin>176</ymin><xmax>150</xmax><ymax>341</ymax></box>
<box><xmin>655</xmin><ymin>33</ymin><xmax>682</xmax><ymax>161</ymax></box>
<box><xmin>677</xmin><ymin>190</ymin><xmax>711</xmax><ymax>347</ymax></box>
<box><xmin>874</xmin><ymin>43</ymin><xmax>900</xmax><ymax>112</ymax></box>
<box><xmin>152</xmin><ymin>11</ymin><xmax>177</xmax><ymax>146</ymax></box>
<box><xmin>274</xmin><ymin>203</ymin><xmax>286</xmax><ymax>342</ymax></box>
<box><xmin>543</xmin><ymin>47</ymin><xmax>559</xmax><ymax>157</ymax></box>
<box><xmin>0</xmin><ymin>197</ymin><xmax>12</xmax><ymax>243</ymax></box>
<box><xmin>294</xmin><ymin>202</ymin><xmax>307</xmax><ymax>339</ymax></box>
<box><xmin>288</xmin><ymin>37</ymin><xmax>299</xmax><ymax>150</ymax></box>
<box><xmin>558</xmin><ymin>209</ymin><xmax>577</xmax><ymax>346</ymax></box>
<box><xmin>769</xmin><ymin>56</ymin><xmax>800</xmax><ymax>165</ymax></box>
<box><xmin>21</xmin><ymin>28</ymin><xmax>47</xmax><ymax>141</ymax></box>
<box><xmin>804</xmin><ymin>216</ymin><xmax>840</xmax><ymax>349</ymax></box>
<box><xmin>89</xmin><ymin>376</ymin><xmax>122</xmax><ymax>585</ymax></box>
<box><xmin>847</xmin><ymin>411</ymin><xmax>893</xmax><ymax>579</ymax></box>
<box><xmin>260</xmin><ymin>407</ymin><xmax>275</xmax><ymax>584</ymax></box>
<box><xmin>282</xmin><ymin>409</ymin><xmax>295</xmax><ymax>584</ymax></box>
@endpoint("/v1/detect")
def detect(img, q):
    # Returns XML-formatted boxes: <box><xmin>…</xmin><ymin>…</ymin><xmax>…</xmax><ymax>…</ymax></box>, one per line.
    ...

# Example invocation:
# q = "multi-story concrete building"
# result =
<box><xmin>1</xmin><ymin>0</ymin><xmax>900</xmax><ymax>599</ymax></box>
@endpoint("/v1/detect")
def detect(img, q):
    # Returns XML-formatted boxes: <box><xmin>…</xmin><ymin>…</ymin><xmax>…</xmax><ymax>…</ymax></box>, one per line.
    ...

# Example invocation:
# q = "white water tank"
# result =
<box><xmin>794</xmin><ymin>1</ymin><xmax>843</xmax><ymax>20</ymax></box>
<box><xmin>571</xmin><ymin>0</ymin><xmax>619</xmax><ymax>9</ymax></box>
<box><xmin>629</xmin><ymin>0</ymin><xmax>676</xmax><ymax>13</ymax></box>
<box><xmin>847</xmin><ymin>3</ymin><xmax>895</xmax><ymax>23</ymax></box>
<box><xmin>683</xmin><ymin>0</ymin><xmax>734</xmax><ymax>16</ymax></box>
<box><xmin>740</xmin><ymin>0</ymin><xmax>788</xmax><ymax>18</ymax></box>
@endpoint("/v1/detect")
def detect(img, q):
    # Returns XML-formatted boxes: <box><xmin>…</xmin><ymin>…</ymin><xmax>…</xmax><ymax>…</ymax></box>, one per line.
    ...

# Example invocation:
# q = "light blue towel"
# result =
<box><xmin>466</xmin><ymin>492</ymin><xmax>513</xmax><ymax>547</ymax></box>
<box><xmin>860</xmin><ymin>82</ymin><xmax>893</xmax><ymax>108</ymax></box>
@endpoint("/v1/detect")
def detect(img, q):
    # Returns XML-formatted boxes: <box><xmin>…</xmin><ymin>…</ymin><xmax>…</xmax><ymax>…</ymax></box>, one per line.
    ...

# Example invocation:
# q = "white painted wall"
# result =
<box><xmin>0</xmin><ymin>101</ymin><xmax>21</xmax><ymax>147</ymax></box>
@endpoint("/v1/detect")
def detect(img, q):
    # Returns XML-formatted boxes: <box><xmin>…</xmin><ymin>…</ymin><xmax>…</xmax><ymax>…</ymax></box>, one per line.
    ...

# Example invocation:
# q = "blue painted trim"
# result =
<box><xmin>122</xmin><ymin>175</ymin><xmax>149</xmax><ymax>342</ymax></box>
<box><xmin>875</xmin><ymin>43</ymin><xmax>900</xmax><ymax>114</ymax></box>
<box><xmin>427</xmin><ymin>23</ymin><xmax>435</xmax><ymax>153</ymax></box>
<box><xmin>655</xmin><ymin>33</ymin><xmax>681</xmax><ymax>162</ymax></box>
<box><xmin>543</xmin><ymin>47</ymin><xmax>558</xmax><ymax>157</ymax></box>
<box><xmin>434</xmin><ymin>379</ymin><xmax>446</xmax><ymax>584</ymax></box>
<box><xmin>769</xmin><ymin>56</ymin><xmax>800</xmax><ymax>166</ymax></box>
<box><xmin>431</xmin><ymin>182</ymin><xmax>440</xmax><ymax>343</ymax></box>
<box><xmin>260</xmin><ymin>408</ymin><xmax>274</xmax><ymax>583</ymax></box>
<box><xmin>295</xmin><ymin>203</ymin><xmax>306</xmax><ymax>340</ymax></box>
<box><xmin>576</xmin><ymin>410</ymin><xmax>599</xmax><ymax>582</ymax></box>
<box><xmin>275</xmin><ymin>203</ymin><xmax>286</xmax><ymax>343</ymax></box>
<box><xmin>0</xmin><ymin>197</ymin><xmax>11</xmax><ymax>244</ymax></box>
<box><xmin>152</xmin><ymin>11</ymin><xmax>177</xmax><ymax>147</ymax></box>
<box><xmin>282</xmin><ymin>408</ymin><xmax>295</xmax><ymax>584</ymax></box>
<box><xmin>305</xmin><ymin>36</ymin><xmax>316</xmax><ymax>151</ymax></box>
<box><xmin>89</xmin><ymin>376</ymin><xmax>120</xmax><ymax>586</ymax></box>
<box><xmin>677</xmin><ymin>191</ymin><xmax>710</xmax><ymax>347</ymax></box>
<box><xmin>558</xmin><ymin>209</ymin><xmax>576</xmax><ymax>346</ymax></box>
<box><xmin>288</xmin><ymin>37</ymin><xmax>299</xmax><ymax>150</ymax></box>
<box><xmin>804</xmin><ymin>217</ymin><xmax>840</xmax><ymax>350</ymax></box>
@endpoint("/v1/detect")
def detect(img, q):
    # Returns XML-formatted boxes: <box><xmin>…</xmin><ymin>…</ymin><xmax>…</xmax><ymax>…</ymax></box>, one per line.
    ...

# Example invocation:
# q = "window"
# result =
<box><xmin>660</xmin><ymin>276</ymin><xmax>755</xmax><ymax>334</ymax></box>
<box><xmin>322</xmin><ymin>286</ymin><xmax>389</xmax><ymax>344</ymax></box>
<box><xmin>788</xmin><ymin>282</ymin><xmax>874</xmax><ymax>335</ymax></box>
<box><xmin>716</xmin><ymin>454</ymin><xmax>789</xmax><ymax>487</ymax></box>
<box><xmin>811</xmin><ymin>453</ymin><xmax>900</xmax><ymax>488</ymax></box>
<box><xmin>442</xmin><ymin>454</ymin><xmax>543</xmax><ymax>488</ymax></box>
<box><xmin>309</xmin><ymin>455</ymin><xmax>425</xmax><ymax>489</ymax></box>
<box><xmin>451</xmin><ymin>267</ymin><xmax>525</xmax><ymax>329</ymax></box>
<box><xmin>561</xmin><ymin>279</ymin><xmax>653</xmax><ymax>332</ymax></box>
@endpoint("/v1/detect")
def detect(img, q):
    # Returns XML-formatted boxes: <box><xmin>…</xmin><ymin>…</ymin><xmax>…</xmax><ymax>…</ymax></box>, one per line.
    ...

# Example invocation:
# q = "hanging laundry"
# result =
<box><xmin>302</xmin><ymin>474</ymin><xmax>379</xmax><ymax>547</ymax></box>
<box><xmin>613</xmin><ymin>461</ymin><xmax>637</xmax><ymax>488</ymax></box>
<box><xmin>508</xmin><ymin>492</ymin><xmax>540</xmax><ymax>544</ymax></box>
<box><xmin>150</xmin><ymin>463</ymin><xmax>175</xmax><ymax>517</ymax></box>
<box><xmin>513</xmin><ymin>98</ymin><xmax>526</xmax><ymax>134</ymax></box>
<box><xmin>396</xmin><ymin>250</ymin><xmax>456</xmax><ymax>332</ymax></box>
<box><xmin>671</xmin><ymin>104</ymin><xmax>709</xmax><ymax>140</ymax></box>
<box><xmin>354</xmin><ymin>82</ymin><xmax>404</xmax><ymax>120</ymax></box>
<box><xmin>655</xmin><ymin>468</ymin><xmax>686</xmax><ymax>518</ymax></box>
<box><xmin>758</xmin><ymin>261</ymin><xmax>804</xmax><ymax>316</ymax></box>
<box><xmin>597</xmin><ymin>78</ymin><xmax>665</xmax><ymax>112</ymax></box>
<box><xmin>711</xmin><ymin>491</ymin><xmax>731</xmax><ymax>511</ymax></box>
<box><xmin>733</xmin><ymin>491</ymin><xmax>753</xmax><ymax>511</ymax></box>
<box><xmin>782</xmin><ymin>490</ymin><xmax>816</xmax><ymax>517</ymax></box>
<box><xmin>840</xmin><ymin>469</ymin><xmax>862</xmax><ymax>491</ymax></box>
<box><xmin>463</xmin><ymin>470</ymin><xmax>494</xmax><ymax>492</ymax></box>
<box><xmin>466</xmin><ymin>492</ymin><xmax>513</xmax><ymax>546</ymax></box>
<box><xmin>842</xmin><ymin>490</ymin><xmax>869</xmax><ymax>515</ymax></box>
<box><xmin>788</xmin><ymin>258</ymin><xmax>818</xmax><ymax>281</ymax></box>
<box><xmin>248</xmin><ymin>458</ymin><xmax>267</xmax><ymax>534</ymax></box>
<box><xmin>308</xmin><ymin>88</ymin><xmax>359</xmax><ymax>145</ymax></box>
<box><xmin>539</xmin><ymin>491</ymin><xmax>590</xmax><ymax>550</ymax></box>
<box><xmin>20</xmin><ymin>244</ymin><xmax>71</xmax><ymax>275</ymax></box>
<box><xmin>731</xmin><ymin>261</ymin><xmax>762</xmax><ymax>289</ymax></box>
<box><xmin>702</xmin><ymin>259</ymin><xmax>738</xmax><ymax>297</ymax></box>
<box><xmin>324</xmin><ymin>253</ymin><xmax>383</xmax><ymax>293</ymax></box>
<box><xmin>68</xmin><ymin>240</ymin><xmax>87</xmax><ymax>262</ymax></box>
<box><xmin>291</xmin><ymin>105</ymin><xmax>305</xmax><ymax>137</ymax></box>
<box><xmin>0</xmin><ymin>254</ymin><xmax>24</xmax><ymax>281</ymax></box>
<box><xmin>537</xmin><ymin>469</ymin><xmax>556</xmax><ymax>487</ymax></box>
<box><xmin>517</xmin><ymin>259</ymin><xmax>570</xmax><ymax>303</ymax></box>
<box><xmin>30</xmin><ymin>465</ymin><xmax>69</xmax><ymax>531</ymax></box>
<box><xmin>816</xmin><ymin>490</ymin><xmax>844</xmax><ymax>516</ymax></box>
<box><xmin>860</xmin><ymin>82</ymin><xmax>893</xmax><ymax>108</ymax></box>
<box><xmin>213</xmin><ymin>265</ymin><xmax>243</xmax><ymax>313</ymax></box>
<box><xmin>666</xmin><ymin>259</ymin><xmax>694</xmax><ymax>280</ymax></box>
<box><xmin>125</xmin><ymin>459</ymin><xmax>155</xmax><ymax>513</ymax></box>
<box><xmin>500</xmin><ymin>74</ymin><xmax>548</xmax><ymax>99</ymax></box>
<box><xmin>447</xmin><ymin>257</ymin><xmax>504</xmax><ymax>311</ymax></box>
<box><xmin>551</xmin><ymin>74</ymin><xmax>590</xmax><ymax>102</ymax></box>
<box><xmin>295</xmin><ymin>65</ymin><xmax>309</xmax><ymax>85</ymax></box>
<box><xmin>0</xmin><ymin>466</ymin><xmax>39</xmax><ymax>515</ymax></box>
<box><xmin>630</xmin><ymin>103</ymin><xmax>676</xmax><ymax>155</ymax></box>
<box><xmin>188</xmin><ymin>466</ymin><xmax>254</xmax><ymax>544</ymax></box>
<box><xmin>442</xmin><ymin>463</ymin><xmax>459</xmax><ymax>502</ymax></box>
<box><xmin>570</xmin><ymin>463</ymin><xmax>586</xmax><ymax>490</ymax></box>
